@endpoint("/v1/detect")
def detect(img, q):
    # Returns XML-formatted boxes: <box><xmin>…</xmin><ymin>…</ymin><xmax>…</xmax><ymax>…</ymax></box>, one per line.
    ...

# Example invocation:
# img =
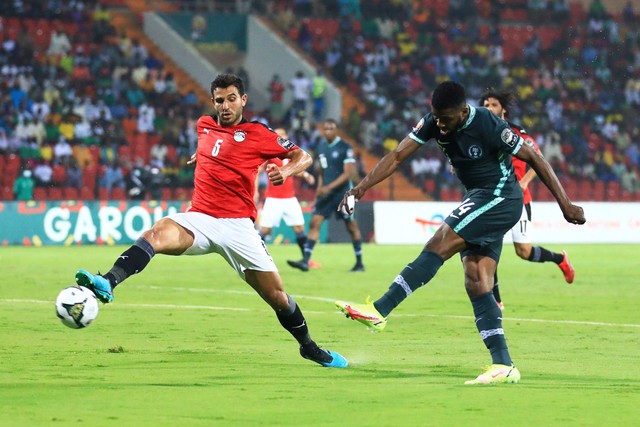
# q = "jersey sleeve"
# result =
<box><xmin>343</xmin><ymin>143</ymin><xmax>356</xmax><ymax>164</ymax></box>
<box><xmin>408</xmin><ymin>114</ymin><xmax>436</xmax><ymax>144</ymax></box>
<box><xmin>487</xmin><ymin>113</ymin><xmax>524</xmax><ymax>155</ymax></box>
<box><xmin>257</xmin><ymin>124</ymin><xmax>300</xmax><ymax>159</ymax></box>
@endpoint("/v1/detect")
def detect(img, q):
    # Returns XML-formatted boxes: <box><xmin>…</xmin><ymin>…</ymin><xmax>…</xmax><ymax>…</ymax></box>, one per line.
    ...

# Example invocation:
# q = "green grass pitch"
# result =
<box><xmin>0</xmin><ymin>243</ymin><xmax>638</xmax><ymax>426</ymax></box>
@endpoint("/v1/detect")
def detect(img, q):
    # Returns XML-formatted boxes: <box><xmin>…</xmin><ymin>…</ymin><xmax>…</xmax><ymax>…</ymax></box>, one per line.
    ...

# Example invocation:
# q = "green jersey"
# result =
<box><xmin>410</xmin><ymin>105</ymin><xmax>524</xmax><ymax>199</ymax></box>
<box><xmin>316</xmin><ymin>136</ymin><xmax>355</xmax><ymax>195</ymax></box>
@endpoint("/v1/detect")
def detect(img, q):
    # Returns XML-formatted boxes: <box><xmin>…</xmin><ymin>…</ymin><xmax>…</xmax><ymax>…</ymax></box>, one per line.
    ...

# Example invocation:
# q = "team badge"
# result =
<box><xmin>468</xmin><ymin>145</ymin><xmax>483</xmax><ymax>159</ymax></box>
<box><xmin>412</xmin><ymin>117</ymin><xmax>425</xmax><ymax>133</ymax></box>
<box><xmin>277</xmin><ymin>137</ymin><xmax>295</xmax><ymax>150</ymax></box>
<box><xmin>500</xmin><ymin>128</ymin><xmax>519</xmax><ymax>147</ymax></box>
<box><xmin>234</xmin><ymin>130</ymin><xmax>246</xmax><ymax>142</ymax></box>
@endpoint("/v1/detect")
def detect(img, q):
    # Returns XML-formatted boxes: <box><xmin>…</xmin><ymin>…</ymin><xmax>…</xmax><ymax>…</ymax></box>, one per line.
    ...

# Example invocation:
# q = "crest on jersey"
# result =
<box><xmin>277</xmin><ymin>137</ymin><xmax>295</xmax><ymax>150</ymax></box>
<box><xmin>234</xmin><ymin>130</ymin><xmax>246</xmax><ymax>142</ymax></box>
<box><xmin>468</xmin><ymin>145</ymin><xmax>483</xmax><ymax>159</ymax></box>
<box><xmin>500</xmin><ymin>128</ymin><xmax>519</xmax><ymax>147</ymax></box>
<box><xmin>412</xmin><ymin>117</ymin><xmax>425</xmax><ymax>133</ymax></box>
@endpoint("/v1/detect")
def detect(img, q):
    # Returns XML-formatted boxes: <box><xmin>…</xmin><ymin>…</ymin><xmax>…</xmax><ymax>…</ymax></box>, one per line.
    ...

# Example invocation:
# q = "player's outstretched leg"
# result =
<box><xmin>276</xmin><ymin>294</ymin><xmax>347</xmax><ymax>368</ymax></box>
<box><xmin>75</xmin><ymin>270</ymin><xmax>113</xmax><ymax>303</ymax></box>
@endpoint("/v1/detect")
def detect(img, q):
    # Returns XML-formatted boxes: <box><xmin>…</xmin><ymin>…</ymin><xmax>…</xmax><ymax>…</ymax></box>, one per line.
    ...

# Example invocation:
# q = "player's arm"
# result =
<box><xmin>514</xmin><ymin>142</ymin><xmax>585</xmax><ymax>224</ymax></box>
<box><xmin>518</xmin><ymin>136</ymin><xmax>541</xmax><ymax>190</ymax></box>
<box><xmin>318</xmin><ymin>162</ymin><xmax>355</xmax><ymax>197</ymax></box>
<box><xmin>347</xmin><ymin>135</ymin><xmax>421</xmax><ymax>201</ymax></box>
<box><xmin>254</xmin><ymin>163</ymin><xmax>266</xmax><ymax>204</ymax></box>
<box><xmin>268</xmin><ymin>148</ymin><xmax>312</xmax><ymax>186</ymax></box>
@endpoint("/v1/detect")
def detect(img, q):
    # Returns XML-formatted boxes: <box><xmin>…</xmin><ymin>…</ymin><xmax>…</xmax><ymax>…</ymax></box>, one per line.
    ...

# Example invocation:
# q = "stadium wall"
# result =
<box><xmin>246</xmin><ymin>16</ymin><xmax>341</xmax><ymax>119</ymax></box>
<box><xmin>143</xmin><ymin>12</ymin><xmax>341</xmax><ymax>117</ymax></box>
<box><xmin>143</xmin><ymin>12</ymin><xmax>220</xmax><ymax>94</ymax></box>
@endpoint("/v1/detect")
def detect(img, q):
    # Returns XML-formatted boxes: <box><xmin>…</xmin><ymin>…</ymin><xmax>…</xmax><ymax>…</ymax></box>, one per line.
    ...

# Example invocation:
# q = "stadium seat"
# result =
<box><xmin>80</xmin><ymin>187</ymin><xmax>96</xmax><ymax>200</ymax></box>
<box><xmin>48</xmin><ymin>187</ymin><xmax>64</xmax><ymax>200</ymax></box>
<box><xmin>162</xmin><ymin>187</ymin><xmax>173</xmax><ymax>200</ymax></box>
<box><xmin>606</xmin><ymin>181</ymin><xmax>621</xmax><ymax>201</ymax></box>
<box><xmin>33</xmin><ymin>188</ymin><xmax>47</xmax><ymax>200</ymax></box>
<box><xmin>1</xmin><ymin>185</ymin><xmax>13</xmax><ymax>200</ymax></box>
<box><xmin>111</xmin><ymin>187</ymin><xmax>126</xmax><ymax>200</ymax></box>
<box><xmin>98</xmin><ymin>187</ymin><xmax>109</xmax><ymax>200</ymax></box>
<box><xmin>63</xmin><ymin>186</ymin><xmax>80</xmax><ymax>200</ymax></box>
<box><xmin>592</xmin><ymin>181</ymin><xmax>605</xmax><ymax>201</ymax></box>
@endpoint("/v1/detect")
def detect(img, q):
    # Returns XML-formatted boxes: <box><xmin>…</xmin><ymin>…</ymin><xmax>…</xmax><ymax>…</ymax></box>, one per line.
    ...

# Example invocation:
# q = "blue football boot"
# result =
<box><xmin>75</xmin><ymin>270</ymin><xmax>114</xmax><ymax>303</ymax></box>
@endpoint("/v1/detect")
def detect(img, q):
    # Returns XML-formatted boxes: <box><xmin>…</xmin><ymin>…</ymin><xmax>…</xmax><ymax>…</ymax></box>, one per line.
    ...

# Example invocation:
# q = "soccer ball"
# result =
<box><xmin>55</xmin><ymin>286</ymin><xmax>99</xmax><ymax>329</ymax></box>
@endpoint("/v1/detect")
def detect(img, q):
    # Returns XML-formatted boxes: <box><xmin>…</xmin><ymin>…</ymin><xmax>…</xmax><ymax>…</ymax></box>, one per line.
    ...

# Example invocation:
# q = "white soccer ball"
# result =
<box><xmin>55</xmin><ymin>286</ymin><xmax>99</xmax><ymax>329</ymax></box>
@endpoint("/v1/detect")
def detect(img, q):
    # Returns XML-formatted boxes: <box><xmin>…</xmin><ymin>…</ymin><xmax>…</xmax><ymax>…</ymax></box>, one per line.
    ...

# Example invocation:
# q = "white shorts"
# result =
<box><xmin>167</xmin><ymin>212</ymin><xmax>278</xmax><ymax>280</ymax></box>
<box><xmin>510</xmin><ymin>204</ymin><xmax>532</xmax><ymax>244</ymax></box>
<box><xmin>258</xmin><ymin>197</ymin><xmax>305</xmax><ymax>228</ymax></box>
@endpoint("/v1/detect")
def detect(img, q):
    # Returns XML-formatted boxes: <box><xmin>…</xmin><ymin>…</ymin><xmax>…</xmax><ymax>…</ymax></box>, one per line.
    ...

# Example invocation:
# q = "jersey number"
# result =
<box><xmin>211</xmin><ymin>139</ymin><xmax>223</xmax><ymax>157</ymax></box>
<box><xmin>455</xmin><ymin>198</ymin><xmax>475</xmax><ymax>216</ymax></box>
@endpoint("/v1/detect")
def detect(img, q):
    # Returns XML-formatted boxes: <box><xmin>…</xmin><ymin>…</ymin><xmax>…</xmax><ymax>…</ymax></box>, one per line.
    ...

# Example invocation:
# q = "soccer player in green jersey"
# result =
<box><xmin>287</xmin><ymin>119</ymin><xmax>365</xmax><ymax>272</ymax></box>
<box><xmin>335</xmin><ymin>81</ymin><xmax>585</xmax><ymax>384</ymax></box>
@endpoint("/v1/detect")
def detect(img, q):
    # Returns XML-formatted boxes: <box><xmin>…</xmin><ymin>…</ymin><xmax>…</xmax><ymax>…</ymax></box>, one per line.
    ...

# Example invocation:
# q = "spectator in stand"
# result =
<box><xmin>34</xmin><ymin>160</ymin><xmax>53</xmax><ymax>187</ymax></box>
<box><xmin>53</xmin><ymin>135</ymin><xmax>73</xmax><ymax>163</ymax></box>
<box><xmin>47</xmin><ymin>27</ymin><xmax>72</xmax><ymax>57</ymax></box>
<box><xmin>150</xmin><ymin>138</ymin><xmax>168</xmax><ymax>168</ymax></box>
<box><xmin>137</xmin><ymin>103</ymin><xmax>155</xmax><ymax>133</ymax></box>
<box><xmin>65</xmin><ymin>158</ymin><xmax>83</xmax><ymax>190</ymax></box>
<box><xmin>13</xmin><ymin>170</ymin><xmax>34</xmax><ymax>201</ymax></box>
<box><xmin>100</xmin><ymin>161</ymin><xmax>126</xmax><ymax>194</ymax></box>
<box><xmin>289</xmin><ymin>70</ymin><xmax>312</xmax><ymax>116</ymax></box>
<box><xmin>125</xmin><ymin>168</ymin><xmax>147</xmax><ymax>200</ymax></box>
<box><xmin>147</xmin><ymin>166</ymin><xmax>164</xmax><ymax>200</ymax></box>
<box><xmin>312</xmin><ymin>70</ymin><xmax>327</xmax><ymax>122</ymax></box>
<box><xmin>268</xmin><ymin>74</ymin><xmax>286</xmax><ymax>123</ymax></box>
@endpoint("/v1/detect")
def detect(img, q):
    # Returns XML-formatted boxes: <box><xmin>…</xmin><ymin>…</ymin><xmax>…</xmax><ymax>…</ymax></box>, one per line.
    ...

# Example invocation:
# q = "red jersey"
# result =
<box><xmin>508</xmin><ymin>121</ymin><xmax>540</xmax><ymax>205</ymax></box>
<box><xmin>190</xmin><ymin>115</ymin><xmax>299</xmax><ymax>221</ymax></box>
<box><xmin>264</xmin><ymin>157</ymin><xmax>296</xmax><ymax>199</ymax></box>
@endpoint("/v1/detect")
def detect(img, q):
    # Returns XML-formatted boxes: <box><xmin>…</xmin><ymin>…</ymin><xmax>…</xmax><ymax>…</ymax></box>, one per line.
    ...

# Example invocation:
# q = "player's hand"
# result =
<box><xmin>303</xmin><ymin>172</ymin><xmax>315</xmax><ymax>186</ymax></box>
<box><xmin>187</xmin><ymin>152</ymin><xmax>197</xmax><ymax>165</ymax></box>
<box><xmin>337</xmin><ymin>189</ymin><xmax>362</xmax><ymax>215</ymax></box>
<box><xmin>316</xmin><ymin>186</ymin><xmax>329</xmax><ymax>197</ymax></box>
<box><xmin>266</xmin><ymin>163</ymin><xmax>285</xmax><ymax>186</ymax></box>
<box><xmin>562</xmin><ymin>203</ymin><xmax>586</xmax><ymax>225</ymax></box>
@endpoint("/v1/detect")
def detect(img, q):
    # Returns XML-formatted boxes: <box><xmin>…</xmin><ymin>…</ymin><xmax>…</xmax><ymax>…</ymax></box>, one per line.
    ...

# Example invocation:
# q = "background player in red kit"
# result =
<box><xmin>480</xmin><ymin>89</ymin><xmax>575</xmax><ymax>310</ymax></box>
<box><xmin>255</xmin><ymin>127</ymin><xmax>320</xmax><ymax>265</ymax></box>
<box><xmin>74</xmin><ymin>74</ymin><xmax>348</xmax><ymax>368</ymax></box>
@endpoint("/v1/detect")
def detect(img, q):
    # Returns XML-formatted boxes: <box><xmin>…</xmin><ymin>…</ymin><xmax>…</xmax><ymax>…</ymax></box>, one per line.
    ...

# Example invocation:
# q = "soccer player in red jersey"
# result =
<box><xmin>255</xmin><ymin>127</ymin><xmax>320</xmax><ymax>266</ymax></box>
<box><xmin>75</xmin><ymin>74</ymin><xmax>347</xmax><ymax>368</ymax></box>
<box><xmin>480</xmin><ymin>89</ymin><xmax>575</xmax><ymax>310</ymax></box>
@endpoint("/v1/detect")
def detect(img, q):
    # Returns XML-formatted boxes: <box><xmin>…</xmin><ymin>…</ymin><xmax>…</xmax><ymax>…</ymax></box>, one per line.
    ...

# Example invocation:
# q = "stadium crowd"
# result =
<box><xmin>0</xmin><ymin>0</ymin><xmax>203</xmax><ymax>201</ymax></box>
<box><xmin>267</xmin><ymin>0</ymin><xmax>640</xmax><ymax>201</ymax></box>
<box><xmin>1</xmin><ymin>0</ymin><xmax>639</xmax><ymax>202</ymax></box>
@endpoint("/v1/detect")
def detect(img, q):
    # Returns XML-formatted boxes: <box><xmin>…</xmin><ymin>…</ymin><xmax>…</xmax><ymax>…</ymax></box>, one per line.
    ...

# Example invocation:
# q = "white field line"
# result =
<box><xmin>4</xmin><ymin>285</ymin><xmax>640</xmax><ymax>329</ymax></box>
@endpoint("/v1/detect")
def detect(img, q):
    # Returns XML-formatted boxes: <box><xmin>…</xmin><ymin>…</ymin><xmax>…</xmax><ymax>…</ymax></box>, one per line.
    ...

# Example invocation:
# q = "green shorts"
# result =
<box><xmin>444</xmin><ymin>189</ymin><xmax>523</xmax><ymax>261</ymax></box>
<box><xmin>313</xmin><ymin>190</ymin><xmax>353</xmax><ymax>221</ymax></box>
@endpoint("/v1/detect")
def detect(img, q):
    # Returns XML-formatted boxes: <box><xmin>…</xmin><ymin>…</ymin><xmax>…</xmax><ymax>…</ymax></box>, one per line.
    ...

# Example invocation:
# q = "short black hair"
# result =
<box><xmin>431</xmin><ymin>81</ymin><xmax>466</xmax><ymax>110</ymax></box>
<box><xmin>478</xmin><ymin>88</ymin><xmax>517</xmax><ymax>118</ymax></box>
<box><xmin>210</xmin><ymin>73</ymin><xmax>245</xmax><ymax>96</ymax></box>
